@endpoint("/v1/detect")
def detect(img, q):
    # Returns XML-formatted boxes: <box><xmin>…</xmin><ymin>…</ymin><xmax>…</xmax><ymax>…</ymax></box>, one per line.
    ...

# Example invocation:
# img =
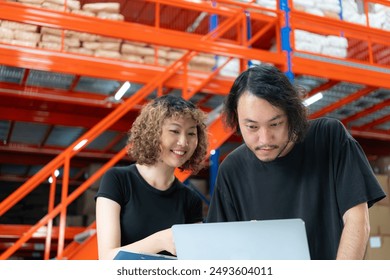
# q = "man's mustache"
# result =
<box><xmin>255</xmin><ymin>145</ymin><xmax>279</xmax><ymax>151</ymax></box>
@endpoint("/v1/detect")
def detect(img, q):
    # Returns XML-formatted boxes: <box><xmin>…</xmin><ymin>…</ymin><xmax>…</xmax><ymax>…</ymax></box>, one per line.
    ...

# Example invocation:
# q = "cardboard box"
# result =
<box><xmin>376</xmin><ymin>174</ymin><xmax>389</xmax><ymax>206</ymax></box>
<box><xmin>369</xmin><ymin>204</ymin><xmax>390</xmax><ymax>235</ymax></box>
<box><xmin>365</xmin><ymin>236</ymin><xmax>390</xmax><ymax>260</ymax></box>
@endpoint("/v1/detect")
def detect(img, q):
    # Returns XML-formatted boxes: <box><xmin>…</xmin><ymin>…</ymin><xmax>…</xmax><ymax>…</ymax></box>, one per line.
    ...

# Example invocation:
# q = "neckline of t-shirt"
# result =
<box><xmin>132</xmin><ymin>164</ymin><xmax>177</xmax><ymax>195</ymax></box>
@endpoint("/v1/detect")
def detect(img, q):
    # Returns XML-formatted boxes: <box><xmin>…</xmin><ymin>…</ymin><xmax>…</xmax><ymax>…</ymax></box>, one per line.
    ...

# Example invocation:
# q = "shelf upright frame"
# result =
<box><xmin>280</xmin><ymin>0</ymin><xmax>293</xmax><ymax>81</ymax></box>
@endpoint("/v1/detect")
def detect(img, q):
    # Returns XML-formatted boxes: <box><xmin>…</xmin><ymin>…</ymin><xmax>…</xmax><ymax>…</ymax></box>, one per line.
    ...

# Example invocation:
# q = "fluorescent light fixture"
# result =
<box><xmin>73</xmin><ymin>139</ymin><xmax>88</xmax><ymax>151</ymax></box>
<box><xmin>114</xmin><ymin>81</ymin><xmax>131</xmax><ymax>101</ymax></box>
<box><xmin>303</xmin><ymin>92</ymin><xmax>323</xmax><ymax>107</ymax></box>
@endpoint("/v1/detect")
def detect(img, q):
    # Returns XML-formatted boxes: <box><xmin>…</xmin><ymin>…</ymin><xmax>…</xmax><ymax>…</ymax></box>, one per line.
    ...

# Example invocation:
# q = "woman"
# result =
<box><xmin>95</xmin><ymin>95</ymin><xmax>208</xmax><ymax>259</ymax></box>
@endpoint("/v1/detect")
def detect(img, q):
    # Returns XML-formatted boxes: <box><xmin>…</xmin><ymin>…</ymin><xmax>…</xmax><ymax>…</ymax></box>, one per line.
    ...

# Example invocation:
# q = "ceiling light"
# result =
<box><xmin>114</xmin><ymin>81</ymin><xmax>131</xmax><ymax>101</ymax></box>
<box><xmin>303</xmin><ymin>92</ymin><xmax>323</xmax><ymax>107</ymax></box>
<box><xmin>73</xmin><ymin>139</ymin><xmax>88</xmax><ymax>151</ymax></box>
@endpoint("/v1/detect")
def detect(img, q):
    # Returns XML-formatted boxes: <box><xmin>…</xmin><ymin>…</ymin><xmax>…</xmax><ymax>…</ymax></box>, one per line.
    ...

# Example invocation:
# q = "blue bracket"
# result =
<box><xmin>338</xmin><ymin>0</ymin><xmax>343</xmax><ymax>20</ymax></box>
<box><xmin>245</xmin><ymin>10</ymin><xmax>253</xmax><ymax>67</ymax></box>
<box><xmin>210</xmin><ymin>0</ymin><xmax>219</xmax><ymax>70</ymax></box>
<box><xmin>279</xmin><ymin>0</ymin><xmax>294</xmax><ymax>82</ymax></box>
<box><xmin>184</xmin><ymin>179</ymin><xmax>210</xmax><ymax>205</ymax></box>
<box><xmin>209</xmin><ymin>149</ymin><xmax>220</xmax><ymax>197</ymax></box>
<box><xmin>209</xmin><ymin>0</ymin><xmax>218</xmax><ymax>31</ymax></box>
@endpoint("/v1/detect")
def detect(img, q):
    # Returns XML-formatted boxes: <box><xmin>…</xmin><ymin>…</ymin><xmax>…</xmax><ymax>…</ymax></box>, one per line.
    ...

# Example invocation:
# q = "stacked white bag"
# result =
<box><xmin>384</xmin><ymin>9</ymin><xmax>390</xmax><ymax>31</ymax></box>
<box><xmin>293</xmin><ymin>0</ymin><xmax>341</xmax><ymax>19</ymax></box>
<box><xmin>77</xmin><ymin>2</ymin><xmax>124</xmax><ymax>59</ymax></box>
<box><xmin>321</xmin><ymin>34</ymin><xmax>348</xmax><ymax>58</ymax></box>
<box><xmin>367</xmin><ymin>3</ymin><xmax>390</xmax><ymax>30</ymax></box>
<box><xmin>342</xmin><ymin>0</ymin><xmax>390</xmax><ymax>31</ymax></box>
<box><xmin>0</xmin><ymin>20</ymin><xmax>40</xmax><ymax>48</ymax></box>
<box><xmin>294</xmin><ymin>30</ymin><xmax>348</xmax><ymax>58</ymax></box>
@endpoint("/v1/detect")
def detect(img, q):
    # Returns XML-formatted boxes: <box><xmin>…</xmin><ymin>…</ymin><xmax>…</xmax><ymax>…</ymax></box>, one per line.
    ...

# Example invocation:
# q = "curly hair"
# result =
<box><xmin>224</xmin><ymin>64</ymin><xmax>309</xmax><ymax>143</ymax></box>
<box><xmin>127</xmin><ymin>95</ymin><xmax>208</xmax><ymax>174</ymax></box>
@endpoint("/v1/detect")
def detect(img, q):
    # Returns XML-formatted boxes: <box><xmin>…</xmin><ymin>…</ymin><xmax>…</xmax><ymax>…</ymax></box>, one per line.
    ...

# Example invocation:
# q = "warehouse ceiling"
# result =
<box><xmin>0</xmin><ymin>0</ymin><xmax>390</xmax><ymax>188</ymax></box>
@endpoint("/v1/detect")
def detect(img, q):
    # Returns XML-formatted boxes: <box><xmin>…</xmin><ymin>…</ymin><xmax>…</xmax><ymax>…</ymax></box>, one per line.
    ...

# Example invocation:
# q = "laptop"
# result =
<box><xmin>114</xmin><ymin>251</ymin><xmax>177</xmax><ymax>260</ymax></box>
<box><xmin>171</xmin><ymin>218</ymin><xmax>311</xmax><ymax>260</ymax></box>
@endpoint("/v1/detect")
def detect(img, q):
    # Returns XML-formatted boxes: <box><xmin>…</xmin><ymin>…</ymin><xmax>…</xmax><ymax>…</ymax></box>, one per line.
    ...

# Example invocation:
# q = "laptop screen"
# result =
<box><xmin>172</xmin><ymin>219</ymin><xmax>311</xmax><ymax>260</ymax></box>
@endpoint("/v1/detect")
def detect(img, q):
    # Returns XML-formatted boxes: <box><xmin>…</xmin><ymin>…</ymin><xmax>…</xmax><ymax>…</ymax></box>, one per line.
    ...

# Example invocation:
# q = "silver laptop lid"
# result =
<box><xmin>172</xmin><ymin>218</ymin><xmax>310</xmax><ymax>260</ymax></box>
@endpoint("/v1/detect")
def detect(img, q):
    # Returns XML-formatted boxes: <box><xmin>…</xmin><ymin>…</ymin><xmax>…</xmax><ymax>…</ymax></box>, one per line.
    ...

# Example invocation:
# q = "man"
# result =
<box><xmin>206</xmin><ymin>64</ymin><xmax>386</xmax><ymax>260</ymax></box>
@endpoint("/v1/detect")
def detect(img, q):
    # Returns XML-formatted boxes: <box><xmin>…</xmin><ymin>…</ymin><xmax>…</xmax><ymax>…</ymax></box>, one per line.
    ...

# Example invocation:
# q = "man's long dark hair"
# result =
<box><xmin>223</xmin><ymin>64</ymin><xmax>309</xmax><ymax>143</ymax></box>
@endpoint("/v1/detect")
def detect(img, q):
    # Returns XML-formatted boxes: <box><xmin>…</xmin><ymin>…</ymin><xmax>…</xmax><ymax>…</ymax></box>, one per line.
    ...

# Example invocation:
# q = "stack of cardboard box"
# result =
<box><xmin>365</xmin><ymin>174</ymin><xmax>390</xmax><ymax>259</ymax></box>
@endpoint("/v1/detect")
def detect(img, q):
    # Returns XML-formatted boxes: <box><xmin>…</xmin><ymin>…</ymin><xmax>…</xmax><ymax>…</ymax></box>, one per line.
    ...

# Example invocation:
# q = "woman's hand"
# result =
<box><xmin>153</xmin><ymin>228</ymin><xmax>177</xmax><ymax>256</ymax></box>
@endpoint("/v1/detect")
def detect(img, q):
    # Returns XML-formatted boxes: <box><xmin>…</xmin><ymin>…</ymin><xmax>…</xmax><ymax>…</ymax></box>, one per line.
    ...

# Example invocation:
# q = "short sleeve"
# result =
<box><xmin>95</xmin><ymin>168</ymin><xmax>126</xmax><ymax>206</ymax></box>
<box><xmin>332</xmin><ymin>122</ymin><xmax>386</xmax><ymax>216</ymax></box>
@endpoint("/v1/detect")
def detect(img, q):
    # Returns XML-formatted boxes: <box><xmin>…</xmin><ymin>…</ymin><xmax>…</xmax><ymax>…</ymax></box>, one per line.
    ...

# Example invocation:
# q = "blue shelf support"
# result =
<box><xmin>210</xmin><ymin>0</ymin><xmax>219</xmax><ymax>70</ymax></box>
<box><xmin>209</xmin><ymin>1</ymin><xmax>218</xmax><ymax>32</ymax></box>
<box><xmin>279</xmin><ymin>0</ymin><xmax>294</xmax><ymax>82</ymax></box>
<box><xmin>209</xmin><ymin>149</ymin><xmax>220</xmax><ymax>197</ymax></box>
<box><xmin>245</xmin><ymin>10</ymin><xmax>253</xmax><ymax>67</ymax></box>
<box><xmin>338</xmin><ymin>0</ymin><xmax>343</xmax><ymax>20</ymax></box>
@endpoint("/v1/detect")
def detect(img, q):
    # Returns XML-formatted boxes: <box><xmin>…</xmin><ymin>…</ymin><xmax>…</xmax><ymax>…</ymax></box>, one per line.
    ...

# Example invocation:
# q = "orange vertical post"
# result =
<box><xmin>57</xmin><ymin>154</ymin><xmax>70</xmax><ymax>259</ymax></box>
<box><xmin>44</xmin><ymin>174</ymin><xmax>57</xmax><ymax>260</ymax></box>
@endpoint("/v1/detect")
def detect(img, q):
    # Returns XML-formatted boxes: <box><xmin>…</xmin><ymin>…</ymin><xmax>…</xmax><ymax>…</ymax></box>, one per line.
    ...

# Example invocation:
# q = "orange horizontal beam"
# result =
<box><xmin>150</xmin><ymin>0</ymin><xmax>239</xmax><ymax>16</ymax></box>
<box><xmin>0</xmin><ymin>45</ymin><xmax>235</xmax><ymax>95</ymax></box>
<box><xmin>0</xmin><ymin>82</ymin><xmax>114</xmax><ymax>108</ymax></box>
<box><xmin>216</xmin><ymin>0</ymin><xmax>278</xmax><ymax>14</ymax></box>
<box><xmin>0</xmin><ymin>44</ymin><xmax>162</xmax><ymax>82</ymax></box>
